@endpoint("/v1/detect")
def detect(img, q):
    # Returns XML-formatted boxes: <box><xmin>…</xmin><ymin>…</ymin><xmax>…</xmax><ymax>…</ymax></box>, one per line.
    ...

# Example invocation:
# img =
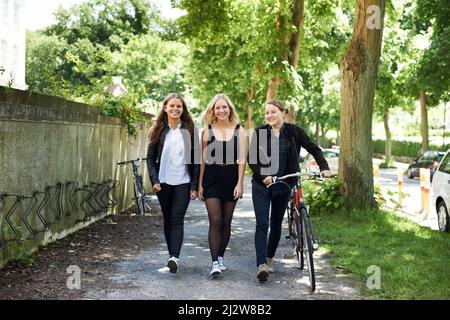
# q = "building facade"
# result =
<box><xmin>0</xmin><ymin>0</ymin><xmax>27</xmax><ymax>90</ymax></box>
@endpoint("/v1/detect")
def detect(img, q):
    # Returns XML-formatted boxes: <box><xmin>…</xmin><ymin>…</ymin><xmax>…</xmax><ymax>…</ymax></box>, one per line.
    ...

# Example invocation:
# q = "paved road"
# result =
<box><xmin>85</xmin><ymin>178</ymin><xmax>362</xmax><ymax>300</ymax></box>
<box><xmin>374</xmin><ymin>160</ymin><xmax>439</xmax><ymax>230</ymax></box>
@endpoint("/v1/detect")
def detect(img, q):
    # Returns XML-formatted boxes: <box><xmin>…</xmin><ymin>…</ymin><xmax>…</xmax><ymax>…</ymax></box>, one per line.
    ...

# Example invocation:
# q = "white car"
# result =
<box><xmin>431</xmin><ymin>149</ymin><xmax>450</xmax><ymax>232</ymax></box>
<box><xmin>301</xmin><ymin>148</ymin><xmax>339</xmax><ymax>174</ymax></box>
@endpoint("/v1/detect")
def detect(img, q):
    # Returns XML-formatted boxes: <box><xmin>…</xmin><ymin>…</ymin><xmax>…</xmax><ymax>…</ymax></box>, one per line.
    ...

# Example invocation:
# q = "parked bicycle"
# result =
<box><xmin>117</xmin><ymin>158</ymin><xmax>152</xmax><ymax>215</ymax></box>
<box><xmin>268</xmin><ymin>171</ymin><xmax>323</xmax><ymax>292</ymax></box>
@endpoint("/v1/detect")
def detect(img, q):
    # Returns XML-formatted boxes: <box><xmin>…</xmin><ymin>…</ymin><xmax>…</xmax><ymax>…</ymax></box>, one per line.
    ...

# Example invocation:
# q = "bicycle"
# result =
<box><xmin>117</xmin><ymin>158</ymin><xmax>152</xmax><ymax>215</ymax></box>
<box><xmin>268</xmin><ymin>171</ymin><xmax>322</xmax><ymax>293</ymax></box>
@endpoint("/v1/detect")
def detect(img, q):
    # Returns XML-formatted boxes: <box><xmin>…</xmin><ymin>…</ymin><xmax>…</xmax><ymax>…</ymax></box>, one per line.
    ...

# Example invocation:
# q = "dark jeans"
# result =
<box><xmin>252</xmin><ymin>183</ymin><xmax>291</xmax><ymax>266</ymax></box>
<box><xmin>156</xmin><ymin>183</ymin><xmax>191</xmax><ymax>258</ymax></box>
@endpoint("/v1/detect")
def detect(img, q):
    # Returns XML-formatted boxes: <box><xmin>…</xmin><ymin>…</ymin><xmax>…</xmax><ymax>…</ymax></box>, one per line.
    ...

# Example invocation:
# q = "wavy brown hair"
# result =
<box><xmin>148</xmin><ymin>93</ymin><xmax>194</xmax><ymax>145</ymax></box>
<box><xmin>265</xmin><ymin>99</ymin><xmax>289</xmax><ymax>114</ymax></box>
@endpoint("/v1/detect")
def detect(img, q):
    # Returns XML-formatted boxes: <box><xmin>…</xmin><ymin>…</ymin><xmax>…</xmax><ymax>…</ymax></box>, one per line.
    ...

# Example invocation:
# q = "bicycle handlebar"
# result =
<box><xmin>275</xmin><ymin>172</ymin><xmax>321</xmax><ymax>182</ymax></box>
<box><xmin>117</xmin><ymin>157</ymin><xmax>147</xmax><ymax>166</ymax></box>
<box><xmin>267</xmin><ymin>171</ymin><xmax>335</xmax><ymax>189</ymax></box>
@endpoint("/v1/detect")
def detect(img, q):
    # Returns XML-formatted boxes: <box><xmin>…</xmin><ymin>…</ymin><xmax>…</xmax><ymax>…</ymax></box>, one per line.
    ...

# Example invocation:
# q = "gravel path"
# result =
<box><xmin>0</xmin><ymin>177</ymin><xmax>362</xmax><ymax>300</ymax></box>
<box><xmin>85</xmin><ymin>178</ymin><xmax>362</xmax><ymax>300</ymax></box>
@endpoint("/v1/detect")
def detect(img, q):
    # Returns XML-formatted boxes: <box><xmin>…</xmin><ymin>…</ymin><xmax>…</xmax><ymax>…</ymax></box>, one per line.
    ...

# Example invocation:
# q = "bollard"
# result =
<box><xmin>397</xmin><ymin>170</ymin><xmax>403</xmax><ymax>206</ymax></box>
<box><xmin>374</xmin><ymin>164</ymin><xmax>381</xmax><ymax>201</ymax></box>
<box><xmin>424</xmin><ymin>169</ymin><xmax>431</xmax><ymax>220</ymax></box>
<box><xmin>420</xmin><ymin>168</ymin><xmax>425</xmax><ymax>214</ymax></box>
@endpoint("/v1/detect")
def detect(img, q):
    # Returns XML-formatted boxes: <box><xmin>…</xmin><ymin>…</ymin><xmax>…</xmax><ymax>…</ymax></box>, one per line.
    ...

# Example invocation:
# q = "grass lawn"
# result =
<box><xmin>312</xmin><ymin>209</ymin><xmax>450</xmax><ymax>299</ymax></box>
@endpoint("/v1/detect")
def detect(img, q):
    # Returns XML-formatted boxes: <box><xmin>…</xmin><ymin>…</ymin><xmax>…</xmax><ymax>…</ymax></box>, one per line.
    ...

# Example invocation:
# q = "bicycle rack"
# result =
<box><xmin>0</xmin><ymin>193</ymin><xmax>34</xmax><ymax>244</ymax></box>
<box><xmin>0</xmin><ymin>179</ymin><xmax>122</xmax><ymax>249</ymax></box>
<box><xmin>45</xmin><ymin>184</ymin><xmax>63</xmax><ymax>223</ymax></box>
<box><xmin>64</xmin><ymin>181</ymin><xmax>78</xmax><ymax>217</ymax></box>
<box><xmin>99</xmin><ymin>182</ymin><xmax>112</xmax><ymax>210</ymax></box>
<box><xmin>32</xmin><ymin>190</ymin><xmax>51</xmax><ymax>232</ymax></box>
<box><xmin>0</xmin><ymin>192</ymin><xmax>6</xmax><ymax>248</ymax></box>
<box><xmin>90</xmin><ymin>182</ymin><xmax>108</xmax><ymax>213</ymax></box>
<box><xmin>76</xmin><ymin>184</ymin><xmax>99</xmax><ymax>222</ymax></box>
<box><xmin>104</xmin><ymin>180</ymin><xmax>119</xmax><ymax>209</ymax></box>
<box><xmin>21</xmin><ymin>195</ymin><xmax>40</xmax><ymax>240</ymax></box>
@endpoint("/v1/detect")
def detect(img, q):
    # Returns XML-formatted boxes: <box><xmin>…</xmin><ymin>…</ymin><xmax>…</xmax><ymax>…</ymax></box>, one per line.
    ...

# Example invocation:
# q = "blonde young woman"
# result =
<box><xmin>146</xmin><ymin>93</ymin><xmax>200</xmax><ymax>274</ymax></box>
<box><xmin>198</xmin><ymin>94</ymin><xmax>246</xmax><ymax>277</ymax></box>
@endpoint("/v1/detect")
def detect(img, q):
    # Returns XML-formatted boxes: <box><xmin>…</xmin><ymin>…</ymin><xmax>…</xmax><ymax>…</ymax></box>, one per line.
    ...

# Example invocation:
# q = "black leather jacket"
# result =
<box><xmin>248</xmin><ymin>123</ymin><xmax>329</xmax><ymax>187</ymax></box>
<box><xmin>146</xmin><ymin>122</ymin><xmax>200</xmax><ymax>191</ymax></box>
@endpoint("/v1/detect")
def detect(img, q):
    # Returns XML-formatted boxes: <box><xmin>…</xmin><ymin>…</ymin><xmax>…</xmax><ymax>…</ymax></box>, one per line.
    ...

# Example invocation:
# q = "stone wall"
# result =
<box><xmin>0</xmin><ymin>87</ymin><xmax>153</xmax><ymax>267</ymax></box>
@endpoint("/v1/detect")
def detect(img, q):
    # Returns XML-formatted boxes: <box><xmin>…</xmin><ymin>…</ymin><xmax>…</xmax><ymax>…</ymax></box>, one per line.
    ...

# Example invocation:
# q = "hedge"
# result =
<box><xmin>373</xmin><ymin>139</ymin><xmax>450</xmax><ymax>158</ymax></box>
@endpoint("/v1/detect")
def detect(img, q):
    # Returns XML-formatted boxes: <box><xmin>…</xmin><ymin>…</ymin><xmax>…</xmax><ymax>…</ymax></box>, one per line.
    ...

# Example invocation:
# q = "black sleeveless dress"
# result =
<box><xmin>203</xmin><ymin>124</ymin><xmax>240</xmax><ymax>202</ymax></box>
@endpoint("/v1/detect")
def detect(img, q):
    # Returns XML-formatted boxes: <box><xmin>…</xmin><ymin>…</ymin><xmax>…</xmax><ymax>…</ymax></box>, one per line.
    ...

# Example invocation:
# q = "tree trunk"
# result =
<box><xmin>265</xmin><ymin>0</ymin><xmax>305</xmax><ymax>100</ymax></box>
<box><xmin>338</xmin><ymin>0</ymin><xmax>386</xmax><ymax>209</ymax></box>
<box><xmin>287</xmin><ymin>0</ymin><xmax>305</xmax><ymax>68</ymax></box>
<box><xmin>246</xmin><ymin>82</ymin><xmax>256</xmax><ymax>129</ymax></box>
<box><xmin>321</xmin><ymin>127</ymin><xmax>328</xmax><ymax>147</ymax></box>
<box><xmin>383</xmin><ymin>105</ymin><xmax>391</xmax><ymax>164</ymax></box>
<box><xmin>315</xmin><ymin>122</ymin><xmax>320</xmax><ymax>143</ymax></box>
<box><xmin>419</xmin><ymin>90</ymin><xmax>429</xmax><ymax>152</ymax></box>
<box><xmin>266</xmin><ymin>75</ymin><xmax>281</xmax><ymax>101</ymax></box>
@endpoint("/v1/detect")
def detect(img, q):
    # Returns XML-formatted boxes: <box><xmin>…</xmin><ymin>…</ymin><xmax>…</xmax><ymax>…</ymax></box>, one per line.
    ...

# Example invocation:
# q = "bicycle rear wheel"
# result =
<box><xmin>301</xmin><ymin>207</ymin><xmax>315</xmax><ymax>292</ymax></box>
<box><xmin>133</xmin><ymin>176</ymin><xmax>145</xmax><ymax>215</ymax></box>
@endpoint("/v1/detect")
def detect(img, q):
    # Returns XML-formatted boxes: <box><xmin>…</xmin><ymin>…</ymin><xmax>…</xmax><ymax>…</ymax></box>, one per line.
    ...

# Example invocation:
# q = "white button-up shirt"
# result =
<box><xmin>158</xmin><ymin>123</ymin><xmax>190</xmax><ymax>185</ymax></box>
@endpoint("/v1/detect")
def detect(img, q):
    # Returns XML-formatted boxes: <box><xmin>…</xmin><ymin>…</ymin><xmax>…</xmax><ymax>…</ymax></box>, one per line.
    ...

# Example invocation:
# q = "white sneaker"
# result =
<box><xmin>218</xmin><ymin>256</ymin><xmax>226</xmax><ymax>271</ymax></box>
<box><xmin>266</xmin><ymin>258</ymin><xmax>274</xmax><ymax>274</ymax></box>
<box><xmin>167</xmin><ymin>257</ymin><xmax>179</xmax><ymax>273</ymax></box>
<box><xmin>210</xmin><ymin>261</ymin><xmax>222</xmax><ymax>276</ymax></box>
<box><xmin>257</xmin><ymin>264</ymin><xmax>269</xmax><ymax>281</ymax></box>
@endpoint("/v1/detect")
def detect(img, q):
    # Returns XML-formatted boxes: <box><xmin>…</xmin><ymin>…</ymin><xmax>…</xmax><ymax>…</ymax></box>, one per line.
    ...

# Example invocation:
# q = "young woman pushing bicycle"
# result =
<box><xmin>248</xmin><ymin>99</ymin><xmax>332</xmax><ymax>281</ymax></box>
<box><xmin>147</xmin><ymin>93</ymin><xmax>200</xmax><ymax>274</ymax></box>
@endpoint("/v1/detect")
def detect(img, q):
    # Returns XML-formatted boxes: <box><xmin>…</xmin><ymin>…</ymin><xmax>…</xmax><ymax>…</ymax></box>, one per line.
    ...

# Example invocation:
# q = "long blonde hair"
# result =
<box><xmin>203</xmin><ymin>94</ymin><xmax>239</xmax><ymax>126</ymax></box>
<box><xmin>148</xmin><ymin>93</ymin><xmax>194</xmax><ymax>145</ymax></box>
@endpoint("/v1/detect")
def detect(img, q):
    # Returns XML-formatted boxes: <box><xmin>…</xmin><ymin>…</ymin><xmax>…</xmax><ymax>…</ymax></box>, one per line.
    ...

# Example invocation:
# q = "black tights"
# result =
<box><xmin>205</xmin><ymin>198</ymin><xmax>236</xmax><ymax>262</ymax></box>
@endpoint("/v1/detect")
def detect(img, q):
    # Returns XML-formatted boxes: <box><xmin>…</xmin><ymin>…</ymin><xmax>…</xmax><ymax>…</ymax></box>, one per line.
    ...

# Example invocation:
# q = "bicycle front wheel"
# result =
<box><xmin>293</xmin><ymin>208</ymin><xmax>304</xmax><ymax>269</ymax></box>
<box><xmin>301</xmin><ymin>208</ymin><xmax>316</xmax><ymax>292</ymax></box>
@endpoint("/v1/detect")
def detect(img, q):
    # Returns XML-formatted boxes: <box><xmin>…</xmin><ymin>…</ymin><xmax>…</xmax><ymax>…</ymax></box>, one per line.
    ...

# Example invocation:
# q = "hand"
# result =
<box><xmin>153</xmin><ymin>183</ymin><xmax>161</xmax><ymax>193</ymax></box>
<box><xmin>198</xmin><ymin>186</ymin><xmax>204</xmax><ymax>201</ymax></box>
<box><xmin>262</xmin><ymin>176</ymin><xmax>273</xmax><ymax>186</ymax></box>
<box><xmin>190</xmin><ymin>191</ymin><xmax>198</xmax><ymax>200</ymax></box>
<box><xmin>320</xmin><ymin>170</ymin><xmax>333</xmax><ymax>178</ymax></box>
<box><xmin>233</xmin><ymin>184</ymin><xmax>243</xmax><ymax>200</ymax></box>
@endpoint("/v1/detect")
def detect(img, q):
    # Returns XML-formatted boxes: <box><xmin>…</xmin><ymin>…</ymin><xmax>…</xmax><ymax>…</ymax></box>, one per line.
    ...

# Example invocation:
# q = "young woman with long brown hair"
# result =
<box><xmin>147</xmin><ymin>93</ymin><xmax>200</xmax><ymax>273</ymax></box>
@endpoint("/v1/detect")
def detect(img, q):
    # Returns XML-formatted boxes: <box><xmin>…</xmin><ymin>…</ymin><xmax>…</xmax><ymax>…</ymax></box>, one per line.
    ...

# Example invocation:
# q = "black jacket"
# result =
<box><xmin>146</xmin><ymin>122</ymin><xmax>200</xmax><ymax>191</ymax></box>
<box><xmin>248</xmin><ymin>123</ymin><xmax>329</xmax><ymax>187</ymax></box>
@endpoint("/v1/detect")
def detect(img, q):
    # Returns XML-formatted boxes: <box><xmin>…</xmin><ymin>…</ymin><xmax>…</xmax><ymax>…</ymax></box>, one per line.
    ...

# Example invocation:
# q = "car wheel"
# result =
<box><xmin>437</xmin><ymin>200</ymin><xmax>449</xmax><ymax>232</ymax></box>
<box><xmin>407</xmin><ymin>168</ymin><xmax>414</xmax><ymax>179</ymax></box>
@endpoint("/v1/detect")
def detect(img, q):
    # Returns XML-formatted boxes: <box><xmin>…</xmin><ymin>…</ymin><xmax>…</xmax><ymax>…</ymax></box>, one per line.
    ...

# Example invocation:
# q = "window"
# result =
<box><xmin>1</xmin><ymin>39</ymin><xmax>7</xmax><ymax>72</ymax></box>
<box><xmin>12</xmin><ymin>44</ymin><xmax>18</xmax><ymax>75</ymax></box>
<box><xmin>1</xmin><ymin>0</ymin><xmax>8</xmax><ymax>20</ymax></box>
<box><xmin>438</xmin><ymin>153</ymin><xmax>450</xmax><ymax>174</ymax></box>
<box><xmin>13</xmin><ymin>1</ymin><xmax>19</xmax><ymax>26</ymax></box>
<box><xmin>419</xmin><ymin>151</ymin><xmax>440</xmax><ymax>163</ymax></box>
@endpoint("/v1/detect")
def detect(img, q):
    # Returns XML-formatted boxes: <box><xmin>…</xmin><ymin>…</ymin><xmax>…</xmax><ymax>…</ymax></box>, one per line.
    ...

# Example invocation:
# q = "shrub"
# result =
<box><xmin>302</xmin><ymin>177</ymin><xmax>344</xmax><ymax>215</ymax></box>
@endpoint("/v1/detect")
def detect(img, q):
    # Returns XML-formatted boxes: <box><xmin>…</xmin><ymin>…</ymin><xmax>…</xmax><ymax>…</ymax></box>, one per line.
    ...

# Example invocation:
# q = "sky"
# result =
<box><xmin>24</xmin><ymin>0</ymin><xmax>185</xmax><ymax>31</ymax></box>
